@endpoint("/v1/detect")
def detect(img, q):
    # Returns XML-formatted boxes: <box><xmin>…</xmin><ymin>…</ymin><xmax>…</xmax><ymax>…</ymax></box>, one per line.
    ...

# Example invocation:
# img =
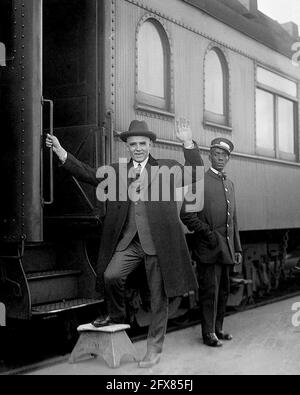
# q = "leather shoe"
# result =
<box><xmin>216</xmin><ymin>331</ymin><xmax>233</xmax><ymax>341</ymax></box>
<box><xmin>138</xmin><ymin>351</ymin><xmax>161</xmax><ymax>368</ymax></box>
<box><xmin>91</xmin><ymin>315</ymin><xmax>124</xmax><ymax>328</ymax></box>
<box><xmin>203</xmin><ymin>333</ymin><xmax>223</xmax><ymax>347</ymax></box>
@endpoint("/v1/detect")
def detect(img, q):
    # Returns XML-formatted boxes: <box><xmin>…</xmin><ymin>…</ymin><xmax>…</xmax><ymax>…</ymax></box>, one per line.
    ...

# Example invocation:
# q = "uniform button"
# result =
<box><xmin>225</xmin><ymin>188</ymin><xmax>228</xmax><ymax>192</ymax></box>
<box><xmin>227</xmin><ymin>200</ymin><xmax>230</xmax><ymax>205</ymax></box>
<box><xmin>228</xmin><ymin>212</ymin><xmax>230</xmax><ymax>216</ymax></box>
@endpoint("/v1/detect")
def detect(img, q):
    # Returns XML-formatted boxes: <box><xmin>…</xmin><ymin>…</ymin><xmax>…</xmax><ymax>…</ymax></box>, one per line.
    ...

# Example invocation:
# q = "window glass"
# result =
<box><xmin>278</xmin><ymin>97</ymin><xmax>295</xmax><ymax>154</ymax></box>
<box><xmin>256</xmin><ymin>89</ymin><xmax>275</xmax><ymax>150</ymax></box>
<box><xmin>0</xmin><ymin>42</ymin><xmax>5</xmax><ymax>66</ymax></box>
<box><xmin>257</xmin><ymin>67</ymin><xmax>297</xmax><ymax>98</ymax></box>
<box><xmin>205</xmin><ymin>50</ymin><xmax>224</xmax><ymax>115</ymax></box>
<box><xmin>138</xmin><ymin>21</ymin><xmax>165</xmax><ymax>98</ymax></box>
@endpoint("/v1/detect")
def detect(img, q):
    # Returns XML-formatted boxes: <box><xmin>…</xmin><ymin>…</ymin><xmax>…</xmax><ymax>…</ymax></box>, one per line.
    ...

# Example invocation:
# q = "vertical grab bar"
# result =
<box><xmin>107</xmin><ymin>110</ymin><xmax>114</xmax><ymax>164</ymax></box>
<box><xmin>101</xmin><ymin>125</ymin><xmax>106</xmax><ymax>166</ymax></box>
<box><xmin>43</xmin><ymin>98</ymin><xmax>54</xmax><ymax>205</ymax></box>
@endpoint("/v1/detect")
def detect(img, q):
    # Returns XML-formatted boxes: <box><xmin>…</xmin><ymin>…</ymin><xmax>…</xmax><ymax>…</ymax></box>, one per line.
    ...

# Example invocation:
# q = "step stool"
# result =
<box><xmin>69</xmin><ymin>323</ymin><xmax>139</xmax><ymax>368</ymax></box>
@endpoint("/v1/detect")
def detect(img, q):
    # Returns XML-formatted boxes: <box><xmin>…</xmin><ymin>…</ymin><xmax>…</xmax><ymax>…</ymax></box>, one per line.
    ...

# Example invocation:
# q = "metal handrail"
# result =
<box><xmin>43</xmin><ymin>98</ymin><xmax>54</xmax><ymax>205</ymax></box>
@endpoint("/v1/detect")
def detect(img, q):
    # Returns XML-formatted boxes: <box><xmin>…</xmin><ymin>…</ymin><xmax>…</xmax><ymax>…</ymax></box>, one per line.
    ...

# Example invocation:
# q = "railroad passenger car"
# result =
<box><xmin>0</xmin><ymin>0</ymin><xmax>300</xmax><ymax>329</ymax></box>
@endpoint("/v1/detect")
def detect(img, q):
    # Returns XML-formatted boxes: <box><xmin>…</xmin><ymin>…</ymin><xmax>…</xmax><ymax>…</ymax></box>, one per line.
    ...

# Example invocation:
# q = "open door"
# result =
<box><xmin>0</xmin><ymin>0</ymin><xmax>105</xmax><ymax>321</ymax></box>
<box><xmin>43</xmin><ymin>0</ymin><xmax>105</xmax><ymax>234</ymax></box>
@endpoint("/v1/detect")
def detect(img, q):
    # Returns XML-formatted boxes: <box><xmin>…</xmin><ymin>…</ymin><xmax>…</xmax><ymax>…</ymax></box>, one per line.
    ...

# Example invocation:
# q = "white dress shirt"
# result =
<box><xmin>133</xmin><ymin>157</ymin><xmax>149</xmax><ymax>174</ymax></box>
<box><xmin>210</xmin><ymin>167</ymin><xmax>219</xmax><ymax>175</ymax></box>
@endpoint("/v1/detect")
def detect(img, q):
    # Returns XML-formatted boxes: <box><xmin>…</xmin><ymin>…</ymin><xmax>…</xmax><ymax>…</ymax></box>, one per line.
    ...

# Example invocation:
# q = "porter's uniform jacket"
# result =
<box><xmin>181</xmin><ymin>169</ymin><xmax>242</xmax><ymax>265</ymax></box>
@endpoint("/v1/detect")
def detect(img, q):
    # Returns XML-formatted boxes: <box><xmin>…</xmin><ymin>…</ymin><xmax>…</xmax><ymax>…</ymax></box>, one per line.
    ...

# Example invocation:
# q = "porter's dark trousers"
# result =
<box><xmin>104</xmin><ymin>240</ymin><xmax>168</xmax><ymax>353</ymax></box>
<box><xmin>198</xmin><ymin>263</ymin><xmax>230</xmax><ymax>335</ymax></box>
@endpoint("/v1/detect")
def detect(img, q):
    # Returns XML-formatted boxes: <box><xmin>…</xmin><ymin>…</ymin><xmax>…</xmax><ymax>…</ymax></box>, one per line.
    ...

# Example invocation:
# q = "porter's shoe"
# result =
<box><xmin>138</xmin><ymin>351</ymin><xmax>161</xmax><ymax>368</ymax></box>
<box><xmin>216</xmin><ymin>331</ymin><xmax>233</xmax><ymax>341</ymax></box>
<box><xmin>203</xmin><ymin>333</ymin><xmax>223</xmax><ymax>347</ymax></box>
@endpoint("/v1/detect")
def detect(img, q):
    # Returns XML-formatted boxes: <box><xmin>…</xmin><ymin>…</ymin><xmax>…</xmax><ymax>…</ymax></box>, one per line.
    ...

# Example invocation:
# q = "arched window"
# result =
<box><xmin>137</xmin><ymin>19</ymin><xmax>170</xmax><ymax>111</ymax></box>
<box><xmin>204</xmin><ymin>47</ymin><xmax>229</xmax><ymax>126</ymax></box>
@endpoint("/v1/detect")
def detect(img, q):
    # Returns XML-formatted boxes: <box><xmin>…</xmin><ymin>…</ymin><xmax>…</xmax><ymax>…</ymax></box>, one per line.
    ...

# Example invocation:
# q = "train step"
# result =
<box><xmin>26</xmin><ymin>269</ymin><xmax>82</xmax><ymax>305</ymax></box>
<box><xmin>22</xmin><ymin>243</ymin><xmax>58</xmax><ymax>273</ymax></box>
<box><xmin>31</xmin><ymin>298</ymin><xmax>104</xmax><ymax>316</ymax></box>
<box><xmin>26</xmin><ymin>269</ymin><xmax>82</xmax><ymax>281</ymax></box>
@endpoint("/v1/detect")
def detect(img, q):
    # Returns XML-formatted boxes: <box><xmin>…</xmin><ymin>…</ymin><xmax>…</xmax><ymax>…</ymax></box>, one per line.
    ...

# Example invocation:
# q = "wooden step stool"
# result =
<box><xmin>69</xmin><ymin>323</ymin><xmax>139</xmax><ymax>368</ymax></box>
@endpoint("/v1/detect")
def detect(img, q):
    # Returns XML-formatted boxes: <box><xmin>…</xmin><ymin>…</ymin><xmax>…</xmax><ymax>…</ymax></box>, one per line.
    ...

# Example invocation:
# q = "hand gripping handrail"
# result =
<box><xmin>42</xmin><ymin>98</ymin><xmax>54</xmax><ymax>205</ymax></box>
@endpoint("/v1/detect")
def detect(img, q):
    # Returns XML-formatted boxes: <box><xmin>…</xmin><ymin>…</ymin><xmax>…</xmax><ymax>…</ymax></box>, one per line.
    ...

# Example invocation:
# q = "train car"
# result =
<box><xmin>0</xmin><ymin>0</ymin><xmax>300</xmax><ymax>332</ymax></box>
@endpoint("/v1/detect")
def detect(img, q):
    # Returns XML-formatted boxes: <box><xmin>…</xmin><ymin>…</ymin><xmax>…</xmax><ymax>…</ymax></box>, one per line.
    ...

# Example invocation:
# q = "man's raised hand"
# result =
<box><xmin>175</xmin><ymin>117</ymin><xmax>193</xmax><ymax>148</ymax></box>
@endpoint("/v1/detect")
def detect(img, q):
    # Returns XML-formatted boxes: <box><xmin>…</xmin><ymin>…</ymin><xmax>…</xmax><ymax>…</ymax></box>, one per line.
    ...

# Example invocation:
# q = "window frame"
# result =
<box><xmin>256</xmin><ymin>65</ymin><xmax>299</xmax><ymax>162</ymax></box>
<box><xmin>135</xmin><ymin>16</ymin><xmax>173</xmax><ymax>115</ymax></box>
<box><xmin>204</xmin><ymin>45</ymin><xmax>231</xmax><ymax>130</ymax></box>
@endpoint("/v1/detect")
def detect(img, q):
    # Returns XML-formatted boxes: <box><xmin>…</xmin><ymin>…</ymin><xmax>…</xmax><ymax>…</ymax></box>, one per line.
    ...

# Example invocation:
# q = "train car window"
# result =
<box><xmin>278</xmin><ymin>97</ymin><xmax>296</xmax><ymax>155</ymax></box>
<box><xmin>257</xmin><ymin>67</ymin><xmax>297</xmax><ymax>98</ymax></box>
<box><xmin>256</xmin><ymin>89</ymin><xmax>276</xmax><ymax>152</ymax></box>
<box><xmin>204</xmin><ymin>47</ymin><xmax>229</xmax><ymax>127</ymax></box>
<box><xmin>137</xmin><ymin>19</ymin><xmax>171</xmax><ymax>111</ymax></box>
<box><xmin>256</xmin><ymin>66</ymin><xmax>298</xmax><ymax>162</ymax></box>
<box><xmin>0</xmin><ymin>43</ymin><xmax>5</xmax><ymax>67</ymax></box>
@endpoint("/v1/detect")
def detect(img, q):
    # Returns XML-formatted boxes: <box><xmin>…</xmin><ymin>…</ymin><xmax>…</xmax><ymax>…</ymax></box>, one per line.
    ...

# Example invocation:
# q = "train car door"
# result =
<box><xmin>0</xmin><ymin>0</ymin><xmax>107</xmax><ymax>321</ymax></box>
<box><xmin>43</xmin><ymin>0</ymin><xmax>107</xmax><ymax>237</ymax></box>
<box><xmin>0</xmin><ymin>0</ymin><xmax>107</xmax><ymax>245</ymax></box>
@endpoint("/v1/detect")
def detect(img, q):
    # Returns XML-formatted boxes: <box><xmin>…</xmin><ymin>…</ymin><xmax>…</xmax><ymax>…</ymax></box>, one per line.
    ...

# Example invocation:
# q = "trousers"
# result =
<box><xmin>198</xmin><ymin>263</ymin><xmax>230</xmax><ymax>335</ymax></box>
<box><xmin>104</xmin><ymin>239</ymin><xmax>168</xmax><ymax>353</ymax></box>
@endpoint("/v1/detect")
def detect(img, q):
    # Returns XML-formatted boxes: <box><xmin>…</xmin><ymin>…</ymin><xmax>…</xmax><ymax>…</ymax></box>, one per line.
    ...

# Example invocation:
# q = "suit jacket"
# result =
<box><xmin>181</xmin><ymin>169</ymin><xmax>242</xmax><ymax>265</ymax></box>
<box><xmin>62</xmin><ymin>145</ymin><xmax>204</xmax><ymax>298</ymax></box>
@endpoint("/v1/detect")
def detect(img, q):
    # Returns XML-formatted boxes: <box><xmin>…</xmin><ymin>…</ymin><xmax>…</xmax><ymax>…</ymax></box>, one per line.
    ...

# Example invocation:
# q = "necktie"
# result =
<box><xmin>135</xmin><ymin>164</ymin><xmax>142</xmax><ymax>179</ymax></box>
<box><xmin>218</xmin><ymin>172</ymin><xmax>227</xmax><ymax>180</ymax></box>
<box><xmin>135</xmin><ymin>164</ymin><xmax>142</xmax><ymax>194</ymax></box>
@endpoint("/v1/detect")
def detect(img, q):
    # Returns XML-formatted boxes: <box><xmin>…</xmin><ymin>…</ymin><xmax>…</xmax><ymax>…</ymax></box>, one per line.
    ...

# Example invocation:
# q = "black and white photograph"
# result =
<box><xmin>0</xmin><ymin>0</ymin><xmax>300</xmax><ymax>378</ymax></box>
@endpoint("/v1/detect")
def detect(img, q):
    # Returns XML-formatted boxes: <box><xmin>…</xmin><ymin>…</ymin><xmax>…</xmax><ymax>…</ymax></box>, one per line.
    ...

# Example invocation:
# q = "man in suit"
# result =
<box><xmin>181</xmin><ymin>138</ymin><xmax>242</xmax><ymax>347</ymax></box>
<box><xmin>46</xmin><ymin>119</ymin><xmax>203</xmax><ymax>367</ymax></box>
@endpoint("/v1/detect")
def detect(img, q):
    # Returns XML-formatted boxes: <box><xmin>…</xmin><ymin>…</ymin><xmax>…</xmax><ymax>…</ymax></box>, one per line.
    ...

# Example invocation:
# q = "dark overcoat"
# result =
<box><xmin>181</xmin><ymin>169</ymin><xmax>242</xmax><ymax>266</ymax></box>
<box><xmin>62</xmin><ymin>146</ymin><xmax>203</xmax><ymax>298</ymax></box>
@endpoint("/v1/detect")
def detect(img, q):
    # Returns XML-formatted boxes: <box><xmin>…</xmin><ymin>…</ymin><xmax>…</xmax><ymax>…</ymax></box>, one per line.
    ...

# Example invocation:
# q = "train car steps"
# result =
<box><xmin>69</xmin><ymin>323</ymin><xmax>139</xmax><ymax>368</ymax></box>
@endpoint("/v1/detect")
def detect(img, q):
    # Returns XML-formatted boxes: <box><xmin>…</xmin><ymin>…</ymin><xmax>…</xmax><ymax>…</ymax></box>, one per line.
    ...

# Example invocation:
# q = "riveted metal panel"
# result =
<box><xmin>0</xmin><ymin>0</ymin><xmax>43</xmax><ymax>243</ymax></box>
<box><xmin>0</xmin><ymin>0</ymin><xmax>24</xmax><ymax>243</ymax></box>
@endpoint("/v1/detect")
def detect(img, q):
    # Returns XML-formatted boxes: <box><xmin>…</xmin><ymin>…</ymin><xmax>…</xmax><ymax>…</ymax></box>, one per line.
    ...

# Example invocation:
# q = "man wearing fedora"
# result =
<box><xmin>46</xmin><ymin>118</ymin><xmax>203</xmax><ymax>367</ymax></box>
<box><xmin>181</xmin><ymin>138</ymin><xmax>242</xmax><ymax>347</ymax></box>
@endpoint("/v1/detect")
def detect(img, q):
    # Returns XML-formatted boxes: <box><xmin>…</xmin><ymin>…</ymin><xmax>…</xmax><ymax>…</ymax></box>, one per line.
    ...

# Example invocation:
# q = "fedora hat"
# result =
<box><xmin>119</xmin><ymin>120</ymin><xmax>157</xmax><ymax>142</ymax></box>
<box><xmin>210</xmin><ymin>137</ymin><xmax>234</xmax><ymax>154</ymax></box>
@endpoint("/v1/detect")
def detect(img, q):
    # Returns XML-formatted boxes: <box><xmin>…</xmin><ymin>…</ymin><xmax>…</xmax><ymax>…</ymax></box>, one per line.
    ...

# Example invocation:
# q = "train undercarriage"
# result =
<box><xmin>1</xmin><ymin>228</ymin><xmax>300</xmax><ymax>327</ymax></box>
